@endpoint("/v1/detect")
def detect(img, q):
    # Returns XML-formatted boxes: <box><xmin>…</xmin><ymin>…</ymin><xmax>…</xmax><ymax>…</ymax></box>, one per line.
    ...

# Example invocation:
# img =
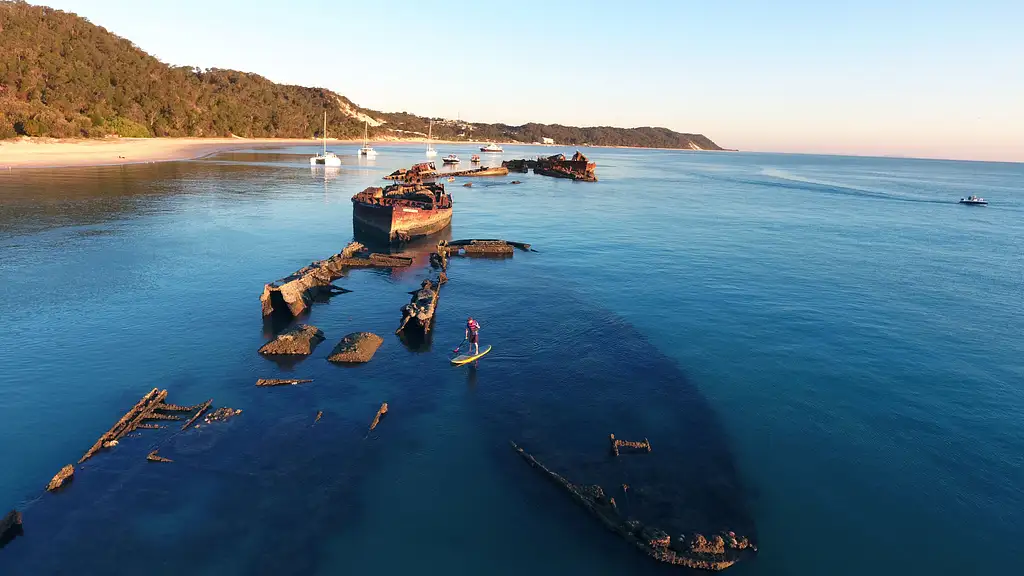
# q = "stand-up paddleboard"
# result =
<box><xmin>451</xmin><ymin>345</ymin><xmax>492</xmax><ymax>366</ymax></box>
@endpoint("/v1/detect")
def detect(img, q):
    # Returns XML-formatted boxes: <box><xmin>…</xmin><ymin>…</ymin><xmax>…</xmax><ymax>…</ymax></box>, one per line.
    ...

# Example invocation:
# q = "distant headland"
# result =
<box><xmin>0</xmin><ymin>1</ymin><xmax>723</xmax><ymax>151</ymax></box>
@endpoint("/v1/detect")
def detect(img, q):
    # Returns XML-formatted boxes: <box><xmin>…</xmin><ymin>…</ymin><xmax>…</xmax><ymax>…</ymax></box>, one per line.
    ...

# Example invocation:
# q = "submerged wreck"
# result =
<box><xmin>446</xmin><ymin>239</ymin><xmax>533</xmax><ymax>257</ymax></box>
<box><xmin>78</xmin><ymin>388</ymin><xmax>202</xmax><ymax>463</ymax></box>
<box><xmin>0</xmin><ymin>510</ymin><xmax>22</xmax><ymax>549</ymax></box>
<box><xmin>260</xmin><ymin>242</ymin><xmax>411</xmax><ymax>319</ymax></box>
<box><xmin>352</xmin><ymin>181</ymin><xmax>453</xmax><ymax>244</ymax></box>
<box><xmin>511</xmin><ymin>441</ymin><xmax>756</xmax><ymax>571</ymax></box>
<box><xmin>502</xmin><ymin>151</ymin><xmax>597</xmax><ymax>181</ymax></box>
<box><xmin>396</xmin><ymin>275</ymin><xmax>446</xmax><ymax>336</ymax></box>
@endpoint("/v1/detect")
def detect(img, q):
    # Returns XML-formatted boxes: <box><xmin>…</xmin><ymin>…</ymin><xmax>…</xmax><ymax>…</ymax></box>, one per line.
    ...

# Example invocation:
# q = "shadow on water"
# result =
<box><xmin>465</xmin><ymin>277</ymin><xmax>758</xmax><ymax>543</ymax></box>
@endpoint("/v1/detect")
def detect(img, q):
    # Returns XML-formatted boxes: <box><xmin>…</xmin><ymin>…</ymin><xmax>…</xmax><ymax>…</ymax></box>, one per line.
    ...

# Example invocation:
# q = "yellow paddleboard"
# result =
<box><xmin>451</xmin><ymin>345</ymin><xmax>492</xmax><ymax>366</ymax></box>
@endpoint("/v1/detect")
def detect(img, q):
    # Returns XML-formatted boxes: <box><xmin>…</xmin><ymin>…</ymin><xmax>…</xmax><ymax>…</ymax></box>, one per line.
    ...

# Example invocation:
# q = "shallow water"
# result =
<box><xmin>1</xmin><ymin>145</ymin><xmax>1022</xmax><ymax>574</ymax></box>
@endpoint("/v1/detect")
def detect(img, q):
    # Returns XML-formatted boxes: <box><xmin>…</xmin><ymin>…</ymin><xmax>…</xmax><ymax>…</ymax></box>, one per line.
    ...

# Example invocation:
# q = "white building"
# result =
<box><xmin>541</xmin><ymin>137</ymin><xmax>555</xmax><ymax>145</ymax></box>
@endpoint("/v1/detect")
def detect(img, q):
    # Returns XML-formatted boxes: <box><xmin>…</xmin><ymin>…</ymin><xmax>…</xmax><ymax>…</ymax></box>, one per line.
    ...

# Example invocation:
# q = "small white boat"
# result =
<box><xmin>480</xmin><ymin>143</ymin><xmax>503</xmax><ymax>153</ymax></box>
<box><xmin>310</xmin><ymin>112</ymin><xmax>342</xmax><ymax>167</ymax></box>
<box><xmin>358</xmin><ymin>120</ymin><xmax>377</xmax><ymax>157</ymax></box>
<box><xmin>442</xmin><ymin>154</ymin><xmax>460</xmax><ymax>164</ymax></box>
<box><xmin>959</xmin><ymin>195</ymin><xmax>988</xmax><ymax>206</ymax></box>
<box><xmin>426</xmin><ymin>120</ymin><xmax>437</xmax><ymax>157</ymax></box>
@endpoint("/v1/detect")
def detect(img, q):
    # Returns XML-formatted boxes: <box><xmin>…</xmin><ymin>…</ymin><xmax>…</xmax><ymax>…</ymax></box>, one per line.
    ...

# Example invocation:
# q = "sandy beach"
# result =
<box><xmin>0</xmin><ymin>136</ymin><xmax>516</xmax><ymax>169</ymax></box>
<box><xmin>0</xmin><ymin>137</ymin><xmax>338</xmax><ymax>169</ymax></box>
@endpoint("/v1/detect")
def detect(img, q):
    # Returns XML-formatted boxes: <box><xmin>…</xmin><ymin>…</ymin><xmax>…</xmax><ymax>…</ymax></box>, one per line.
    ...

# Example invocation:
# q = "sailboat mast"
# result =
<box><xmin>322</xmin><ymin>111</ymin><xmax>327</xmax><ymax>155</ymax></box>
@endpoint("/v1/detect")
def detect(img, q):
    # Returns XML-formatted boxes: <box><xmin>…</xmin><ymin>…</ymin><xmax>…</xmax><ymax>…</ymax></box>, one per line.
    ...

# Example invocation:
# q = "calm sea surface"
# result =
<box><xmin>1</xmin><ymin>145</ymin><xmax>1022</xmax><ymax>575</ymax></box>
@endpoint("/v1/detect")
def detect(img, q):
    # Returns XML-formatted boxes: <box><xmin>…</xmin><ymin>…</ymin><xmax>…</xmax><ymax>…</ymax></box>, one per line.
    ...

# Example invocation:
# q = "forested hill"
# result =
<box><xmin>0</xmin><ymin>1</ymin><xmax>724</xmax><ymax>150</ymax></box>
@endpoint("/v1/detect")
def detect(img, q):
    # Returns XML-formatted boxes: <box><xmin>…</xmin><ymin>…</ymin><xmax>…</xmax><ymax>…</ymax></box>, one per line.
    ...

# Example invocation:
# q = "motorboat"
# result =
<box><xmin>426</xmin><ymin>119</ymin><xmax>437</xmax><ymax>157</ymax></box>
<box><xmin>310</xmin><ymin>112</ymin><xmax>342</xmax><ymax>167</ymax></box>
<box><xmin>470</xmin><ymin>154</ymin><xmax>481</xmax><ymax>163</ymax></box>
<box><xmin>959</xmin><ymin>195</ymin><xmax>988</xmax><ymax>206</ymax></box>
<box><xmin>358</xmin><ymin>120</ymin><xmax>377</xmax><ymax>157</ymax></box>
<box><xmin>480</xmin><ymin>143</ymin><xmax>503</xmax><ymax>153</ymax></box>
<box><xmin>442</xmin><ymin>154</ymin><xmax>460</xmax><ymax>164</ymax></box>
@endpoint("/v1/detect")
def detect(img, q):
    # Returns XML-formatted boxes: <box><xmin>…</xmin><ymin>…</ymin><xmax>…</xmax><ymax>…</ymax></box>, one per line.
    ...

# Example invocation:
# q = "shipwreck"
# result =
<box><xmin>260</xmin><ymin>242</ymin><xmax>412</xmax><ymax>320</ymax></box>
<box><xmin>352</xmin><ymin>181</ymin><xmax>453</xmax><ymax>245</ymax></box>
<box><xmin>502</xmin><ymin>151</ymin><xmax>597</xmax><ymax>181</ymax></box>
<box><xmin>396</xmin><ymin>274</ymin><xmax>446</xmax><ymax>336</ymax></box>
<box><xmin>510</xmin><ymin>441</ymin><xmax>756</xmax><ymax>571</ymax></box>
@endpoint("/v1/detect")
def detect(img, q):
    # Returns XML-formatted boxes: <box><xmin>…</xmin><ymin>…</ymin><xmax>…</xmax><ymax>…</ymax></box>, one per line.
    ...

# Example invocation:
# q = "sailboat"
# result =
<box><xmin>310</xmin><ymin>112</ymin><xmax>342</xmax><ymax>166</ymax></box>
<box><xmin>425</xmin><ymin>119</ymin><xmax>437</xmax><ymax>157</ymax></box>
<box><xmin>358</xmin><ymin>120</ymin><xmax>377</xmax><ymax>157</ymax></box>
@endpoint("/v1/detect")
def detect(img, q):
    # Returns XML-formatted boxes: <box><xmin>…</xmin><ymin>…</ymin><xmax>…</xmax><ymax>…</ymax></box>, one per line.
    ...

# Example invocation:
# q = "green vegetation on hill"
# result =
<box><xmin>0</xmin><ymin>0</ymin><xmax>723</xmax><ymax>150</ymax></box>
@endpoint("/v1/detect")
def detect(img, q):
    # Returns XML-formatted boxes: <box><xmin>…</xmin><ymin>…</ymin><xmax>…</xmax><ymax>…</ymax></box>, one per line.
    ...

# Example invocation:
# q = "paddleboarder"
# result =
<box><xmin>465</xmin><ymin>316</ymin><xmax>481</xmax><ymax>356</ymax></box>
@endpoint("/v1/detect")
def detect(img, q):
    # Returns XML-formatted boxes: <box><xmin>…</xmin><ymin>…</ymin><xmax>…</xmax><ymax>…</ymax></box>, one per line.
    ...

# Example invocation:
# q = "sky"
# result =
<box><xmin>36</xmin><ymin>0</ymin><xmax>1024</xmax><ymax>161</ymax></box>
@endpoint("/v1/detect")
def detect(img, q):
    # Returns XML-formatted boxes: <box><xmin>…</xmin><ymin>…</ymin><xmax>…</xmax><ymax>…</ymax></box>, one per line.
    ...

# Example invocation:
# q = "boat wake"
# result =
<box><xmin>704</xmin><ymin>167</ymin><xmax>950</xmax><ymax>205</ymax></box>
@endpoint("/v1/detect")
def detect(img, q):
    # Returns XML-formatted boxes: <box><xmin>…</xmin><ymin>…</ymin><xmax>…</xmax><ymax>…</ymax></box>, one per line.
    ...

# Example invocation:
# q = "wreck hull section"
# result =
<box><xmin>353</xmin><ymin>202</ymin><xmax>452</xmax><ymax>242</ymax></box>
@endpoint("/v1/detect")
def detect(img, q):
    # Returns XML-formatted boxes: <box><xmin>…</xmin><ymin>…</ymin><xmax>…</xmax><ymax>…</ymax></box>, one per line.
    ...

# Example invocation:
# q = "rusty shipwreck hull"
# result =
<box><xmin>352</xmin><ymin>182</ymin><xmax>453</xmax><ymax>244</ymax></box>
<box><xmin>352</xmin><ymin>202</ymin><xmax>452</xmax><ymax>243</ymax></box>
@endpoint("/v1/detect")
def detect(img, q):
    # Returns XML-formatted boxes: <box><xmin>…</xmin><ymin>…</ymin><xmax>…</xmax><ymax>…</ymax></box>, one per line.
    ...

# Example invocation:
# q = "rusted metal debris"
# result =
<box><xmin>439</xmin><ymin>165</ymin><xmax>509</xmax><ymax>178</ymax></box>
<box><xmin>502</xmin><ymin>151</ymin><xmax>597</xmax><ymax>181</ymax></box>
<box><xmin>0</xmin><ymin>510</ymin><xmax>23</xmax><ymax>549</ymax></box>
<box><xmin>384</xmin><ymin>162</ymin><xmax>437</xmax><ymax>183</ymax></box>
<box><xmin>181</xmin><ymin>399</ymin><xmax>213</xmax><ymax>431</ymax></box>
<box><xmin>448</xmin><ymin>238</ymin><xmax>532</xmax><ymax>251</ymax></box>
<box><xmin>327</xmin><ymin>332</ymin><xmax>383</xmax><ymax>363</ymax></box>
<box><xmin>510</xmin><ymin>441</ymin><xmax>756</xmax><ymax>571</ymax></box>
<box><xmin>79</xmin><ymin>388</ymin><xmax>195</xmax><ymax>463</ymax></box>
<box><xmin>258</xmin><ymin>324</ymin><xmax>326</xmax><ymax>356</ymax></box>
<box><xmin>261</xmin><ymin>242</ymin><xmax>413</xmax><ymax>319</ymax></box>
<box><xmin>46</xmin><ymin>464</ymin><xmax>74</xmax><ymax>492</ymax></box>
<box><xmin>204</xmin><ymin>407</ymin><xmax>242</xmax><ymax>424</ymax></box>
<box><xmin>396</xmin><ymin>275</ymin><xmax>446</xmax><ymax>335</ymax></box>
<box><xmin>255</xmin><ymin>378</ymin><xmax>314</xmax><ymax>387</ymax></box>
<box><xmin>609</xmin><ymin>433</ymin><xmax>652</xmax><ymax>456</ymax></box>
<box><xmin>314</xmin><ymin>410</ymin><xmax>323</xmax><ymax>425</ymax></box>
<box><xmin>368</xmin><ymin>402</ymin><xmax>388</xmax><ymax>433</ymax></box>
<box><xmin>146</xmin><ymin>450</ymin><xmax>173</xmax><ymax>463</ymax></box>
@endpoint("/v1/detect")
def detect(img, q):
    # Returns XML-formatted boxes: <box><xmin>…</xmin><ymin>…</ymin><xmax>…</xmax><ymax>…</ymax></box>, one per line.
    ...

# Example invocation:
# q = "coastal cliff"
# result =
<box><xmin>0</xmin><ymin>1</ymin><xmax>722</xmax><ymax>150</ymax></box>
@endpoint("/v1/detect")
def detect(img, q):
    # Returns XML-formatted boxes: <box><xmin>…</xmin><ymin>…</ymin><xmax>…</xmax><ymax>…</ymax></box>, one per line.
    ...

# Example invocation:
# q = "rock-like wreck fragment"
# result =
<box><xmin>0</xmin><ymin>510</ymin><xmax>23</xmax><ymax>549</ymax></box>
<box><xmin>255</xmin><ymin>378</ymin><xmax>314</xmax><ymax>387</ymax></box>
<box><xmin>327</xmin><ymin>332</ymin><xmax>383</xmax><ymax>363</ymax></box>
<box><xmin>46</xmin><ymin>464</ymin><xmax>74</xmax><ymax>492</ymax></box>
<box><xmin>258</xmin><ymin>324</ymin><xmax>325</xmax><ymax>356</ymax></box>
<box><xmin>368</xmin><ymin>402</ymin><xmax>388</xmax><ymax>433</ymax></box>
<box><xmin>510</xmin><ymin>441</ymin><xmax>756</xmax><ymax>571</ymax></box>
<box><xmin>449</xmin><ymin>238</ymin><xmax>532</xmax><ymax>252</ymax></box>
<box><xmin>146</xmin><ymin>450</ymin><xmax>173</xmax><ymax>463</ymax></box>
<box><xmin>396</xmin><ymin>276</ymin><xmax>445</xmax><ymax>335</ymax></box>
<box><xmin>204</xmin><ymin>407</ymin><xmax>242</xmax><ymax>424</ymax></box>
<box><xmin>260</xmin><ymin>242</ymin><xmax>364</xmax><ymax>319</ymax></box>
<box><xmin>609</xmin><ymin>433</ymin><xmax>652</xmax><ymax>456</ymax></box>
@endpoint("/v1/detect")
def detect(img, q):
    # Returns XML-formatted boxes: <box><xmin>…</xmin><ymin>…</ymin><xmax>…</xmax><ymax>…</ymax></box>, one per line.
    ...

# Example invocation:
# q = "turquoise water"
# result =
<box><xmin>1</xmin><ymin>146</ymin><xmax>1022</xmax><ymax>574</ymax></box>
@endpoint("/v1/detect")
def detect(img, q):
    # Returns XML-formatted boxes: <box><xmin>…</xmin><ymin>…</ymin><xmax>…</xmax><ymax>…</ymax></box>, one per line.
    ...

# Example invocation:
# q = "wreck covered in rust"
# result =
<box><xmin>352</xmin><ymin>181</ymin><xmax>453</xmax><ymax>244</ymax></box>
<box><xmin>502</xmin><ymin>150</ymin><xmax>597</xmax><ymax>181</ymax></box>
<box><xmin>383</xmin><ymin>161</ymin><xmax>437</xmax><ymax>182</ymax></box>
<box><xmin>510</xmin><ymin>441</ymin><xmax>756</xmax><ymax>571</ymax></box>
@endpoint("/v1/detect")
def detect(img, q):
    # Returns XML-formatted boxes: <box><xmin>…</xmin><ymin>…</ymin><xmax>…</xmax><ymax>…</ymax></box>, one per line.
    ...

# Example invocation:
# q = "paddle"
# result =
<box><xmin>452</xmin><ymin>338</ymin><xmax>467</xmax><ymax>356</ymax></box>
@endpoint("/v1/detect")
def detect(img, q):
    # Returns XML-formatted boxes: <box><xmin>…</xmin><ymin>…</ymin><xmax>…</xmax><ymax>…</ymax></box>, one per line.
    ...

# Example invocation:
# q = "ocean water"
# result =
<box><xmin>0</xmin><ymin>145</ymin><xmax>1022</xmax><ymax>575</ymax></box>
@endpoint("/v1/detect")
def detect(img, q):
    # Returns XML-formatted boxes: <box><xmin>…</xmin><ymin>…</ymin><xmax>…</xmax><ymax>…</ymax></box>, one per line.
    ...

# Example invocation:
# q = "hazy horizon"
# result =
<box><xmin>28</xmin><ymin>0</ymin><xmax>1024</xmax><ymax>162</ymax></box>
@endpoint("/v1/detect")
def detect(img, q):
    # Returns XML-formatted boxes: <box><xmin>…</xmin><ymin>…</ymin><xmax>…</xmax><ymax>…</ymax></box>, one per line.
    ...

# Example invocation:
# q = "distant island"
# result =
<box><xmin>0</xmin><ymin>1</ymin><xmax>723</xmax><ymax>151</ymax></box>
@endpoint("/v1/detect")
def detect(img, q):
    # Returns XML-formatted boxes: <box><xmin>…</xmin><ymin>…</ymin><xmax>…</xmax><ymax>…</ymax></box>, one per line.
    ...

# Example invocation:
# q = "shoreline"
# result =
<box><xmin>0</xmin><ymin>136</ymin><xmax>727</xmax><ymax>170</ymax></box>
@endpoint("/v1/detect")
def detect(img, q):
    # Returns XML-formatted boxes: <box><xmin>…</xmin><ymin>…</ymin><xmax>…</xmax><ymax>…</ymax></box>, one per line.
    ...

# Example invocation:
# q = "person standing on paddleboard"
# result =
<box><xmin>465</xmin><ymin>316</ymin><xmax>481</xmax><ymax>356</ymax></box>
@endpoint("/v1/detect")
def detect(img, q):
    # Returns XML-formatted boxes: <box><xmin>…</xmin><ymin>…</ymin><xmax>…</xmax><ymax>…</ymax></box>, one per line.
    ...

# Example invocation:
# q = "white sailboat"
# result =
<box><xmin>310</xmin><ymin>112</ymin><xmax>342</xmax><ymax>166</ymax></box>
<box><xmin>358</xmin><ymin>120</ymin><xmax>377</xmax><ymax>157</ymax></box>
<box><xmin>425</xmin><ymin>119</ymin><xmax>437</xmax><ymax>157</ymax></box>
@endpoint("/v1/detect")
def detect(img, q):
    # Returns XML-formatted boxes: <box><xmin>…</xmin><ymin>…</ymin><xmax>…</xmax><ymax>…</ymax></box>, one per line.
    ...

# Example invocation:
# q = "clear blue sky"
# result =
<box><xmin>39</xmin><ymin>0</ymin><xmax>1024</xmax><ymax>161</ymax></box>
